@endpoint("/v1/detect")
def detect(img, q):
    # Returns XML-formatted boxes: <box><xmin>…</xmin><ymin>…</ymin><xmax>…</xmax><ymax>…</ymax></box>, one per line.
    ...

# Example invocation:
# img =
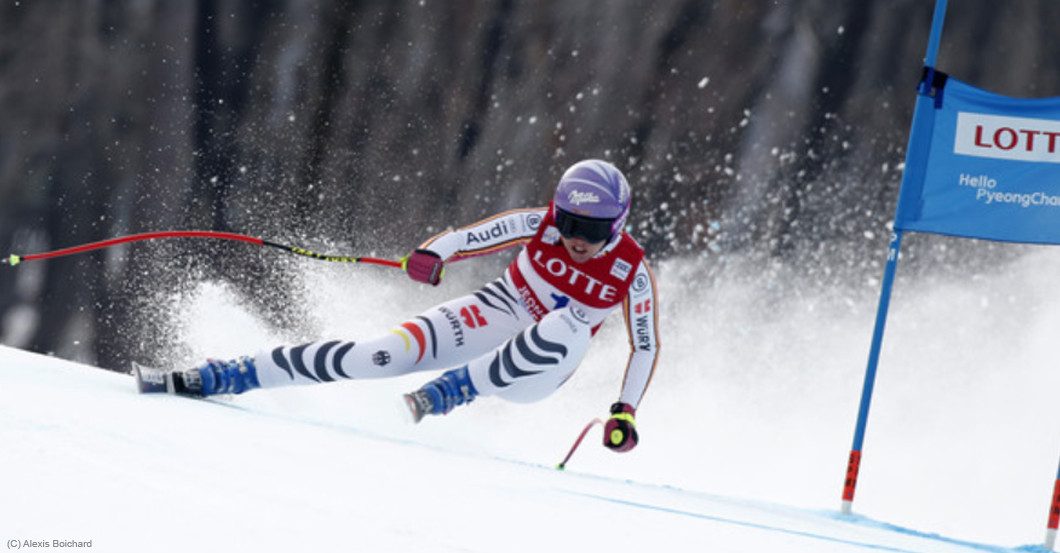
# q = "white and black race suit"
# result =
<box><xmin>251</xmin><ymin>204</ymin><xmax>660</xmax><ymax>407</ymax></box>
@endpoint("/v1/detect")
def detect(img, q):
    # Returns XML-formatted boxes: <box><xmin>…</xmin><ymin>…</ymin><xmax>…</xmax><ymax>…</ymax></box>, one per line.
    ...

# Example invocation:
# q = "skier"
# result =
<box><xmin>144</xmin><ymin>159</ymin><xmax>659</xmax><ymax>453</ymax></box>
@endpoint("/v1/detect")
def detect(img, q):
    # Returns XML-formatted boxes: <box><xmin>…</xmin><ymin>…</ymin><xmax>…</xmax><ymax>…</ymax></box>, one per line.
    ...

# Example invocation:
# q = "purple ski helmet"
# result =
<box><xmin>552</xmin><ymin>159</ymin><xmax>631</xmax><ymax>243</ymax></box>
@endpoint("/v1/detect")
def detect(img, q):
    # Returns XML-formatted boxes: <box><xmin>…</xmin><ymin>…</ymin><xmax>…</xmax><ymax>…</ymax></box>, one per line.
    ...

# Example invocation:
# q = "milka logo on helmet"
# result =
<box><xmin>567</xmin><ymin>190</ymin><xmax>601</xmax><ymax>205</ymax></box>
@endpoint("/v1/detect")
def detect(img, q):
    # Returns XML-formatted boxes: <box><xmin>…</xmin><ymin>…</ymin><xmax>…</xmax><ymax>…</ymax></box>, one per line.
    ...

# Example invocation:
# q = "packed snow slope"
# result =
<box><xmin>4</xmin><ymin>245</ymin><xmax>1060</xmax><ymax>552</ymax></box>
<box><xmin>0</xmin><ymin>332</ymin><xmax>1052</xmax><ymax>552</ymax></box>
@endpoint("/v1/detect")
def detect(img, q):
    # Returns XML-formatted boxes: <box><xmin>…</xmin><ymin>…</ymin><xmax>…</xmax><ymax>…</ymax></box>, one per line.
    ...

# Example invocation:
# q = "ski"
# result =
<box><xmin>133</xmin><ymin>362</ymin><xmax>172</xmax><ymax>394</ymax></box>
<box><xmin>132</xmin><ymin>362</ymin><xmax>201</xmax><ymax>396</ymax></box>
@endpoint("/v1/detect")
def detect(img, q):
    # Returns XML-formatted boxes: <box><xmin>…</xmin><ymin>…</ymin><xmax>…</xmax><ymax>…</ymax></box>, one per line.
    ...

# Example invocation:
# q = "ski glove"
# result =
<box><xmin>403</xmin><ymin>249</ymin><xmax>445</xmax><ymax>286</ymax></box>
<box><xmin>603</xmin><ymin>402</ymin><xmax>638</xmax><ymax>452</ymax></box>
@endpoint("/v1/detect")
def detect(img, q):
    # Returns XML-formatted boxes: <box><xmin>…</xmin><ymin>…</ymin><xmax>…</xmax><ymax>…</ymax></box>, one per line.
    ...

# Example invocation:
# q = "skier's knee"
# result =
<box><xmin>468</xmin><ymin>306</ymin><xmax>592</xmax><ymax>403</ymax></box>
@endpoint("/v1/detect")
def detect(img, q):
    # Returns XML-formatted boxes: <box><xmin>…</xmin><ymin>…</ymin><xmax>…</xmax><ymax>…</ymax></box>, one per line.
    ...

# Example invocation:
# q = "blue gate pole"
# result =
<box><xmin>923</xmin><ymin>0</ymin><xmax>949</xmax><ymax>67</ymax></box>
<box><xmin>840</xmin><ymin>0</ymin><xmax>948</xmax><ymax>516</ymax></box>
<box><xmin>841</xmin><ymin>230</ymin><xmax>903</xmax><ymax>515</ymax></box>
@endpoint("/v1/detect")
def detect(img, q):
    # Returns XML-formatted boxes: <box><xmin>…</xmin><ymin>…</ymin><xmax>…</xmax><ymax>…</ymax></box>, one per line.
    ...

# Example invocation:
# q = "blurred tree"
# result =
<box><xmin>0</xmin><ymin>0</ymin><xmax>1058</xmax><ymax>369</ymax></box>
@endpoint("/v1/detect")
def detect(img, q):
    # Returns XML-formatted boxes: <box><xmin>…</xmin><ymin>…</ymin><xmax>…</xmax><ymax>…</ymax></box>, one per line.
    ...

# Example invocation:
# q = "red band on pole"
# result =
<box><xmin>1049</xmin><ymin>479</ymin><xmax>1060</xmax><ymax>530</ymax></box>
<box><xmin>843</xmin><ymin>449</ymin><xmax>862</xmax><ymax>503</ymax></box>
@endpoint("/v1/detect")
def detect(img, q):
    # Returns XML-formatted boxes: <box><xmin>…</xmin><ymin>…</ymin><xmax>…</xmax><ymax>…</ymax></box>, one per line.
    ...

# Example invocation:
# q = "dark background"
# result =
<box><xmin>1</xmin><ymin>0</ymin><xmax>1057</xmax><ymax>370</ymax></box>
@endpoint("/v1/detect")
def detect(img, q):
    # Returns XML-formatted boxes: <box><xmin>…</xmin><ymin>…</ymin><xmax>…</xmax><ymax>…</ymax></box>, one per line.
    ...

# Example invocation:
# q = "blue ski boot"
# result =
<box><xmin>177</xmin><ymin>356</ymin><xmax>261</xmax><ymax>397</ymax></box>
<box><xmin>404</xmin><ymin>366</ymin><xmax>478</xmax><ymax>423</ymax></box>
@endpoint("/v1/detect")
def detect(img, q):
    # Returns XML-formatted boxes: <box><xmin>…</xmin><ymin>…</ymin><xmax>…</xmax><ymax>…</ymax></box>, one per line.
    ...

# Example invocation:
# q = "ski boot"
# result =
<box><xmin>150</xmin><ymin>357</ymin><xmax>260</xmax><ymax>397</ymax></box>
<box><xmin>404</xmin><ymin>366</ymin><xmax>478</xmax><ymax>423</ymax></box>
<box><xmin>134</xmin><ymin>357</ymin><xmax>259</xmax><ymax>396</ymax></box>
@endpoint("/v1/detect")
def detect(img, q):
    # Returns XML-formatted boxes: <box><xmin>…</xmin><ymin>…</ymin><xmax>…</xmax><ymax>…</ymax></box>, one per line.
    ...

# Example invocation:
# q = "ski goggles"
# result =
<box><xmin>554</xmin><ymin>208</ymin><xmax>614</xmax><ymax>244</ymax></box>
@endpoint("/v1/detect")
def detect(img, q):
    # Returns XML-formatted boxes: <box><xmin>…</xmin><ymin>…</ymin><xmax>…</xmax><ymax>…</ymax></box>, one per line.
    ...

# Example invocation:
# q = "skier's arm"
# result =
<box><xmin>619</xmin><ymin>260</ymin><xmax>660</xmax><ymax>408</ymax></box>
<box><xmin>604</xmin><ymin>260</ymin><xmax>660</xmax><ymax>452</ymax></box>
<box><xmin>420</xmin><ymin>207</ymin><xmax>545</xmax><ymax>261</ymax></box>
<box><xmin>405</xmin><ymin>207</ymin><xmax>545</xmax><ymax>285</ymax></box>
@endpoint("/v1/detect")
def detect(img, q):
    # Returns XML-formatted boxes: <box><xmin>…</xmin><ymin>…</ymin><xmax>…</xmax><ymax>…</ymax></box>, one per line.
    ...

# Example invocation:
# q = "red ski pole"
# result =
<box><xmin>557</xmin><ymin>418</ymin><xmax>603</xmax><ymax>470</ymax></box>
<box><xmin>1</xmin><ymin>230</ymin><xmax>403</xmax><ymax>269</ymax></box>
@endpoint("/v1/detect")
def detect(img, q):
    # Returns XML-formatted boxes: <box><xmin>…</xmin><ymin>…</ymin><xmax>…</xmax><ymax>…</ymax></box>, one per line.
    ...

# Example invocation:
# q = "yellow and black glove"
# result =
<box><xmin>603</xmin><ymin>402</ymin><xmax>638</xmax><ymax>452</ymax></box>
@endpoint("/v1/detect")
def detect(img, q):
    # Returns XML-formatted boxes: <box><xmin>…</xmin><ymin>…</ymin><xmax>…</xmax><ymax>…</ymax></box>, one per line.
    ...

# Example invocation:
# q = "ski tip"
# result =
<box><xmin>402</xmin><ymin>393</ymin><xmax>425</xmax><ymax>425</ymax></box>
<box><xmin>132</xmin><ymin>362</ymin><xmax>171</xmax><ymax>394</ymax></box>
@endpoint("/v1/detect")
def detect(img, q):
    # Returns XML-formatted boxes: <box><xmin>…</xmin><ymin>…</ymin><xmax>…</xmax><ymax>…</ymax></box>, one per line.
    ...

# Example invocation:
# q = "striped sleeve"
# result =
<box><xmin>418</xmin><ymin>207</ymin><xmax>546</xmax><ymax>262</ymax></box>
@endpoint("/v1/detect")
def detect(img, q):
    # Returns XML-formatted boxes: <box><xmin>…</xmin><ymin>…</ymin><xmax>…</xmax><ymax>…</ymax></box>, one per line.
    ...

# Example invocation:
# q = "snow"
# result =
<box><xmin>0</xmin><ymin>345</ymin><xmax>1036</xmax><ymax>553</ymax></box>
<box><xmin>3</xmin><ymin>247</ymin><xmax>1060</xmax><ymax>552</ymax></box>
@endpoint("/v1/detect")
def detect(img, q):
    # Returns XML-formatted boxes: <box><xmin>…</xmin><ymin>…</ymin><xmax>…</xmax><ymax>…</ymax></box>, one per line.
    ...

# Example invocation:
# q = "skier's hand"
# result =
<box><xmin>403</xmin><ymin>249</ymin><xmax>445</xmax><ymax>286</ymax></box>
<box><xmin>603</xmin><ymin>402</ymin><xmax>638</xmax><ymax>452</ymax></box>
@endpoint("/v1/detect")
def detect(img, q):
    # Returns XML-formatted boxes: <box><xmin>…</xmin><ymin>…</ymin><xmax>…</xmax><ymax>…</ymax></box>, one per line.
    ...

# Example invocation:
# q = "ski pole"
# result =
<box><xmin>557</xmin><ymin>418</ymin><xmax>603</xmax><ymax>470</ymax></box>
<box><xmin>1</xmin><ymin>230</ymin><xmax>403</xmax><ymax>269</ymax></box>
